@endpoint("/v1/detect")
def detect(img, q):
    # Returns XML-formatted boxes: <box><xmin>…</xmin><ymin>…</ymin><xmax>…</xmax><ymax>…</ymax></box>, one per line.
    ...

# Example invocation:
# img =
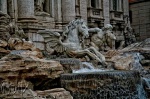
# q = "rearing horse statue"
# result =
<box><xmin>38</xmin><ymin>19</ymin><xmax>106</xmax><ymax>66</ymax></box>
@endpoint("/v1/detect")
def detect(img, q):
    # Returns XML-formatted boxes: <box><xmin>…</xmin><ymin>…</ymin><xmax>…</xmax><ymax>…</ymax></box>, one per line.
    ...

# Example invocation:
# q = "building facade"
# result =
<box><xmin>0</xmin><ymin>0</ymin><xmax>129</xmax><ymax>49</ymax></box>
<box><xmin>129</xmin><ymin>0</ymin><xmax>150</xmax><ymax>41</ymax></box>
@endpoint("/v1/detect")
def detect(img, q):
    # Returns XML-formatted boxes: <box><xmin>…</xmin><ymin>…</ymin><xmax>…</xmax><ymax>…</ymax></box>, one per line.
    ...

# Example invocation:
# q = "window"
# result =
<box><xmin>91</xmin><ymin>0</ymin><xmax>96</xmax><ymax>8</ymax></box>
<box><xmin>113</xmin><ymin>0</ymin><xmax>117</xmax><ymax>11</ymax></box>
<box><xmin>112</xmin><ymin>0</ymin><xmax>123</xmax><ymax>11</ymax></box>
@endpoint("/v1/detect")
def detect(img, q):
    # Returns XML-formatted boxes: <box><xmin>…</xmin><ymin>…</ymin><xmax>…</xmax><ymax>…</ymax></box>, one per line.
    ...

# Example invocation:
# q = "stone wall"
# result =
<box><xmin>0</xmin><ymin>0</ymin><xmax>130</xmax><ymax>47</ymax></box>
<box><xmin>130</xmin><ymin>1</ymin><xmax>150</xmax><ymax>41</ymax></box>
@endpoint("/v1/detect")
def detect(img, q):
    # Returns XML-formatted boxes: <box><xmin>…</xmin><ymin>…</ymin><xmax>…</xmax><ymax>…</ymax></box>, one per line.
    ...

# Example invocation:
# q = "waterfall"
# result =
<box><xmin>61</xmin><ymin>71</ymin><xmax>147</xmax><ymax>99</ymax></box>
<box><xmin>72</xmin><ymin>62</ymin><xmax>110</xmax><ymax>73</ymax></box>
<box><xmin>123</xmin><ymin>52</ymin><xmax>144</xmax><ymax>71</ymax></box>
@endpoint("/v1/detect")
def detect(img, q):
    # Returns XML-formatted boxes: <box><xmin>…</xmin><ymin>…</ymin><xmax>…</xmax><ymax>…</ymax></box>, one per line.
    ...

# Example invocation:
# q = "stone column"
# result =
<box><xmin>54</xmin><ymin>0</ymin><xmax>63</xmax><ymax>29</ymax></box>
<box><xmin>50</xmin><ymin>0</ymin><xmax>54</xmax><ymax>17</ymax></box>
<box><xmin>18</xmin><ymin>0</ymin><xmax>35</xmax><ymax>19</ymax></box>
<box><xmin>118</xmin><ymin>0</ymin><xmax>122</xmax><ymax>11</ymax></box>
<box><xmin>87</xmin><ymin>0</ymin><xmax>91</xmax><ymax>7</ymax></box>
<box><xmin>123</xmin><ymin>0</ymin><xmax>129</xmax><ymax>16</ymax></box>
<box><xmin>80</xmin><ymin>0</ymin><xmax>87</xmax><ymax>22</ymax></box>
<box><xmin>99</xmin><ymin>0</ymin><xmax>102</xmax><ymax>9</ymax></box>
<box><xmin>62</xmin><ymin>0</ymin><xmax>75</xmax><ymax>23</ymax></box>
<box><xmin>103</xmin><ymin>0</ymin><xmax>110</xmax><ymax>25</ymax></box>
<box><xmin>110</xmin><ymin>0</ymin><xmax>113</xmax><ymax>11</ymax></box>
<box><xmin>0</xmin><ymin>0</ymin><xmax>7</xmax><ymax>14</ymax></box>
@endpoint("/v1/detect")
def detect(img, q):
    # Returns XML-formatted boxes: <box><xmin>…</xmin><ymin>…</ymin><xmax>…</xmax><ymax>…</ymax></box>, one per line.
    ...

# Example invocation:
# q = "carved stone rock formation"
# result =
<box><xmin>0</xmin><ymin>88</ymin><xmax>72</xmax><ymax>99</ymax></box>
<box><xmin>0</xmin><ymin>53</ymin><xmax>64</xmax><ymax>90</ymax></box>
<box><xmin>36</xmin><ymin>88</ymin><xmax>73</xmax><ymax>99</ymax></box>
<box><xmin>106</xmin><ymin>38</ymin><xmax>150</xmax><ymax>71</ymax></box>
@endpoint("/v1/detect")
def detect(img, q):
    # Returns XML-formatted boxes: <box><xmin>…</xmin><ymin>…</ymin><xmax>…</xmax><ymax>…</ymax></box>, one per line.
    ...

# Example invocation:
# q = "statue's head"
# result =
<box><xmin>77</xmin><ymin>19</ymin><xmax>89</xmax><ymax>38</ymax></box>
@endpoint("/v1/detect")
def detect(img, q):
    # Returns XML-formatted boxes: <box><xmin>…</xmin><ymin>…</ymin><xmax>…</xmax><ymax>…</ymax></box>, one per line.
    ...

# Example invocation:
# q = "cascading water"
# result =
<box><xmin>143</xmin><ymin>78</ymin><xmax>150</xmax><ymax>89</ymax></box>
<box><xmin>60</xmin><ymin>52</ymin><xmax>148</xmax><ymax>98</ymax></box>
<box><xmin>123</xmin><ymin>52</ymin><xmax>144</xmax><ymax>72</ymax></box>
<box><xmin>73</xmin><ymin>62</ymin><xmax>110</xmax><ymax>73</ymax></box>
<box><xmin>61</xmin><ymin>71</ymin><xmax>147</xmax><ymax>99</ymax></box>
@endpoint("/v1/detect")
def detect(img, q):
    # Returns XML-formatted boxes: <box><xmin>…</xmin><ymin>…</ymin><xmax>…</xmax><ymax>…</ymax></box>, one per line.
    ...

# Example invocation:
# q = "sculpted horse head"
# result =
<box><xmin>63</xmin><ymin>19</ymin><xmax>89</xmax><ymax>41</ymax></box>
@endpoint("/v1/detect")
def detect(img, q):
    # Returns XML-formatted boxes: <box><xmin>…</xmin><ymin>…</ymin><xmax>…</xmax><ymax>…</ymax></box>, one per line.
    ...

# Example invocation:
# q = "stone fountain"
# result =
<box><xmin>37</xmin><ymin>19</ymin><xmax>149</xmax><ymax>98</ymax></box>
<box><xmin>0</xmin><ymin>15</ymin><xmax>149</xmax><ymax>99</ymax></box>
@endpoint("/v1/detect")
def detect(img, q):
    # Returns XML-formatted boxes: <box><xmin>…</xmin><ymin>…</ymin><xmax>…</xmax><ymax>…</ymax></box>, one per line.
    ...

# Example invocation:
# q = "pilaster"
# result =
<box><xmin>0</xmin><ymin>0</ymin><xmax>7</xmax><ymax>14</ymax></box>
<box><xmin>103</xmin><ymin>0</ymin><xmax>110</xmax><ymax>25</ymax></box>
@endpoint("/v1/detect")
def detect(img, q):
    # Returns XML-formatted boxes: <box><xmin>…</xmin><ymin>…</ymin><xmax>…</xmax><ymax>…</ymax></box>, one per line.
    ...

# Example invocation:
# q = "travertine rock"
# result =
<box><xmin>120</xmin><ymin>38</ymin><xmax>150</xmax><ymax>53</ymax></box>
<box><xmin>36</xmin><ymin>88</ymin><xmax>73</xmax><ymax>99</ymax></box>
<box><xmin>0</xmin><ymin>48</ymin><xmax>10</xmax><ymax>53</ymax></box>
<box><xmin>3</xmin><ymin>88</ymin><xmax>73</xmax><ymax>99</ymax></box>
<box><xmin>111</xmin><ymin>54</ymin><xmax>134</xmax><ymax>70</ymax></box>
<box><xmin>0</xmin><ymin>54</ymin><xmax>64</xmax><ymax>88</ymax></box>
<box><xmin>109</xmin><ymin>38</ymin><xmax>150</xmax><ymax>71</ymax></box>
<box><xmin>0</xmin><ymin>39</ymin><xmax>8</xmax><ymax>47</ymax></box>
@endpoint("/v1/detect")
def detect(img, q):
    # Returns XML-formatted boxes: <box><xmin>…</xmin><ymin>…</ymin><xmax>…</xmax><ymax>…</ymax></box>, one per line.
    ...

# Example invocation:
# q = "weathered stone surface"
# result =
<box><xmin>18</xmin><ymin>0</ymin><xmax>34</xmax><ymax>19</ymax></box>
<box><xmin>0</xmin><ymin>39</ymin><xmax>8</xmax><ymax>47</ymax></box>
<box><xmin>0</xmin><ymin>54</ymin><xmax>64</xmax><ymax>89</ymax></box>
<box><xmin>36</xmin><ymin>88</ymin><xmax>73</xmax><ymax>99</ymax></box>
<box><xmin>121</xmin><ymin>38</ymin><xmax>150</xmax><ymax>53</ymax></box>
<box><xmin>109</xmin><ymin>38</ymin><xmax>150</xmax><ymax>70</ymax></box>
<box><xmin>104</xmin><ymin>50</ymin><xmax>120</xmax><ymax>59</ymax></box>
<box><xmin>0</xmin><ymin>47</ymin><xmax>10</xmax><ymax>53</ymax></box>
<box><xmin>111</xmin><ymin>54</ymin><xmax>134</xmax><ymax>70</ymax></box>
<box><xmin>1</xmin><ymin>88</ymin><xmax>72</xmax><ymax>99</ymax></box>
<box><xmin>55</xmin><ymin>58</ymin><xmax>82</xmax><ymax>73</ymax></box>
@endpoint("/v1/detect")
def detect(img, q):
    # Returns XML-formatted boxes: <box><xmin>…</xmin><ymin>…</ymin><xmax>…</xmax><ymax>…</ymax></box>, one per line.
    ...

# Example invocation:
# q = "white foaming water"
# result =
<box><xmin>73</xmin><ymin>62</ymin><xmax>109</xmax><ymax>73</ymax></box>
<box><xmin>143</xmin><ymin>78</ymin><xmax>150</xmax><ymax>89</ymax></box>
<box><xmin>124</xmin><ymin>52</ymin><xmax>144</xmax><ymax>71</ymax></box>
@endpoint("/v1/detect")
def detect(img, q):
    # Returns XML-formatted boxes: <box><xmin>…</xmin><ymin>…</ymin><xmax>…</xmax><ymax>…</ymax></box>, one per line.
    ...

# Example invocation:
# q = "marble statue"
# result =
<box><xmin>0</xmin><ymin>11</ymin><xmax>11</xmax><ymax>40</ymax></box>
<box><xmin>90</xmin><ymin>24</ymin><xmax>116</xmax><ymax>51</ymax></box>
<box><xmin>124</xmin><ymin>16</ymin><xmax>136</xmax><ymax>46</ymax></box>
<box><xmin>38</xmin><ymin>19</ymin><xmax>107</xmax><ymax>66</ymax></box>
<box><xmin>0</xmin><ymin>12</ymin><xmax>38</xmax><ymax>57</ymax></box>
<box><xmin>34</xmin><ymin>0</ymin><xmax>50</xmax><ymax>16</ymax></box>
<box><xmin>89</xmin><ymin>28</ymin><xmax>105</xmax><ymax>51</ymax></box>
<box><xmin>35</xmin><ymin>0</ymin><xmax>45</xmax><ymax>11</ymax></box>
<box><xmin>103</xmin><ymin>24</ymin><xmax>116</xmax><ymax>50</ymax></box>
